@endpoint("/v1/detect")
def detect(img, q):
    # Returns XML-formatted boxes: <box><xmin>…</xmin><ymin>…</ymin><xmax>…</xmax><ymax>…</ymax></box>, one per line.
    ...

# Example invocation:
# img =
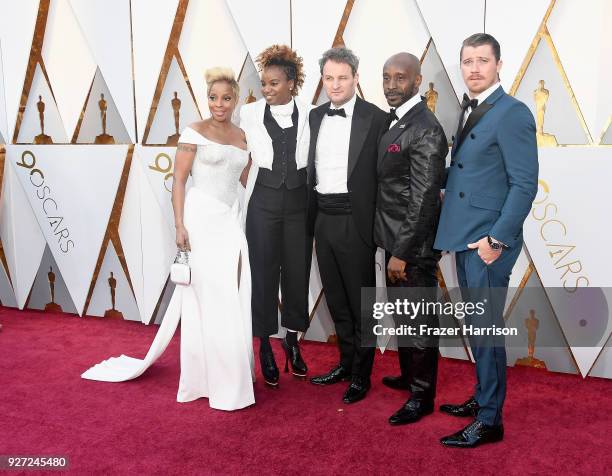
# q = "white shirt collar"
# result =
<box><xmin>393</xmin><ymin>94</ymin><xmax>422</xmax><ymax>121</ymax></box>
<box><xmin>330</xmin><ymin>93</ymin><xmax>357</xmax><ymax>116</ymax></box>
<box><xmin>269</xmin><ymin>98</ymin><xmax>295</xmax><ymax>116</ymax></box>
<box><xmin>471</xmin><ymin>82</ymin><xmax>501</xmax><ymax>105</ymax></box>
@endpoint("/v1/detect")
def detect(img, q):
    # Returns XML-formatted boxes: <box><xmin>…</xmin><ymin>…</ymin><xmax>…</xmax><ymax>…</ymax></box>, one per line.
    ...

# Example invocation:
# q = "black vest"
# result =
<box><xmin>256</xmin><ymin>103</ymin><xmax>306</xmax><ymax>189</ymax></box>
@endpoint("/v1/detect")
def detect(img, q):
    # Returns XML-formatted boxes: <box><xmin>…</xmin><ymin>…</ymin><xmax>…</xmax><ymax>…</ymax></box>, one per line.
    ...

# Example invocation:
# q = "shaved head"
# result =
<box><xmin>382</xmin><ymin>52</ymin><xmax>423</xmax><ymax>107</ymax></box>
<box><xmin>384</xmin><ymin>52</ymin><xmax>421</xmax><ymax>76</ymax></box>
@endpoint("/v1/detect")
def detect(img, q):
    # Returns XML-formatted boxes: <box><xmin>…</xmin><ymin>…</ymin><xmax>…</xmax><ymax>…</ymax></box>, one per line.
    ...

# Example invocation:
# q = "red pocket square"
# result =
<box><xmin>387</xmin><ymin>143</ymin><xmax>401</xmax><ymax>153</ymax></box>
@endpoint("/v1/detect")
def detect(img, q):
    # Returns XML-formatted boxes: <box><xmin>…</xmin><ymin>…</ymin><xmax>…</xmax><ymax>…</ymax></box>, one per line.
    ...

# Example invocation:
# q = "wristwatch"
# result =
<box><xmin>487</xmin><ymin>235</ymin><xmax>504</xmax><ymax>251</ymax></box>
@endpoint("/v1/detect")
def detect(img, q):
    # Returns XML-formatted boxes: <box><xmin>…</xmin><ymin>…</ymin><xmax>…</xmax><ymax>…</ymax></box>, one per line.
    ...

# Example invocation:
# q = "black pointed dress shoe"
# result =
<box><xmin>259</xmin><ymin>348</ymin><xmax>279</xmax><ymax>387</ymax></box>
<box><xmin>439</xmin><ymin>396</ymin><xmax>479</xmax><ymax>417</ymax></box>
<box><xmin>388</xmin><ymin>399</ymin><xmax>434</xmax><ymax>425</ymax></box>
<box><xmin>440</xmin><ymin>419</ymin><xmax>504</xmax><ymax>448</ymax></box>
<box><xmin>310</xmin><ymin>365</ymin><xmax>351</xmax><ymax>386</ymax></box>
<box><xmin>382</xmin><ymin>375</ymin><xmax>410</xmax><ymax>391</ymax></box>
<box><xmin>342</xmin><ymin>376</ymin><xmax>371</xmax><ymax>404</ymax></box>
<box><xmin>281</xmin><ymin>338</ymin><xmax>308</xmax><ymax>377</ymax></box>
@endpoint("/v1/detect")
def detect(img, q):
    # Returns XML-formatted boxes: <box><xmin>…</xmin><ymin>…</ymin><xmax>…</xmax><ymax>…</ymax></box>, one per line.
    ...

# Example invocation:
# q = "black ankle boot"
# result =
<box><xmin>282</xmin><ymin>335</ymin><xmax>307</xmax><ymax>377</ymax></box>
<box><xmin>259</xmin><ymin>347</ymin><xmax>279</xmax><ymax>387</ymax></box>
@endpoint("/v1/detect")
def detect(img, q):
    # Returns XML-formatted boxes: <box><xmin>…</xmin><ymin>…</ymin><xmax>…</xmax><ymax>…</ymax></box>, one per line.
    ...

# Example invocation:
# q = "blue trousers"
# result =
<box><xmin>455</xmin><ymin>241</ymin><xmax>522</xmax><ymax>426</ymax></box>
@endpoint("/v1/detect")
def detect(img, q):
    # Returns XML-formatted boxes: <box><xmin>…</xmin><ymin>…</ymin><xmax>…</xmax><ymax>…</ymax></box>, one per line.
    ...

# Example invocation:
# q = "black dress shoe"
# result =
<box><xmin>439</xmin><ymin>396</ymin><xmax>479</xmax><ymax>417</ymax></box>
<box><xmin>440</xmin><ymin>419</ymin><xmax>504</xmax><ymax>448</ymax></box>
<box><xmin>310</xmin><ymin>365</ymin><xmax>350</xmax><ymax>386</ymax></box>
<box><xmin>259</xmin><ymin>348</ymin><xmax>279</xmax><ymax>387</ymax></box>
<box><xmin>342</xmin><ymin>376</ymin><xmax>371</xmax><ymax>404</ymax></box>
<box><xmin>388</xmin><ymin>399</ymin><xmax>434</xmax><ymax>425</ymax></box>
<box><xmin>382</xmin><ymin>375</ymin><xmax>410</xmax><ymax>391</ymax></box>
<box><xmin>281</xmin><ymin>339</ymin><xmax>307</xmax><ymax>377</ymax></box>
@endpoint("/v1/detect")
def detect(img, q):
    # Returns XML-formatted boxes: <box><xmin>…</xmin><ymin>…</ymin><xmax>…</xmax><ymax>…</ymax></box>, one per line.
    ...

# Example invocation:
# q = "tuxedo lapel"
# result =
<box><xmin>454</xmin><ymin>86</ymin><xmax>505</xmax><ymax>153</ymax></box>
<box><xmin>378</xmin><ymin>101</ymin><xmax>424</xmax><ymax>167</ymax></box>
<box><xmin>307</xmin><ymin>103</ymin><xmax>328</xmax><ymax>183</ymax></box>
<box><xmin>348</xmin><ymin>96</ymin><xmax>372</xmax><ymax>179</ymax></box>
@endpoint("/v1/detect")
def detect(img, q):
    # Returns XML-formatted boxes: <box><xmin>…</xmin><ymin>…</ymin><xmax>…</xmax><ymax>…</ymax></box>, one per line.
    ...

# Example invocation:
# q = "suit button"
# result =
<box><xmin>451</xmin><ymin>135</ymin><xmax>455</xmax><ymax>141</ymax></box>
<box><xmin>450</xmin><ymin>161</ymin><xmax>455</xmax><ymax>166</ymax></box>
<box><xmin>459</xmin><ymin>192</ymin><xmax>465</xmax><ymax>198</ymax></box>
<box><xmin>470</xmin><ymin>133</ymin><xmax>475</xmax><ymax>139</ymax></box>
<box><xmin>458</xmin><ymin>163</ymin><xmax>463</xmax><ymax>169</ymax></box>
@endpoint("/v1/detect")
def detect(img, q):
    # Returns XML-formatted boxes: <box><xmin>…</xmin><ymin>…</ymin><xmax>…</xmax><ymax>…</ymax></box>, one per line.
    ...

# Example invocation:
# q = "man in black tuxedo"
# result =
<box><xmin>308</xmin><ymin>47</ymin><xmax>387</xmax><ymax>403</ymax></box>
<box><xmin>375</xmin><ymin>52</ymin><xmax>448</xmax><ymax>424</ymax></box>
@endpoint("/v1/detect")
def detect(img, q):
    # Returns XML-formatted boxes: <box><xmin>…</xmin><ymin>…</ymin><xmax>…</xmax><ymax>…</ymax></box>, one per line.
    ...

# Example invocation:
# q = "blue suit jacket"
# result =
<box><xmin>434</xmin><ymin>86</ymin><xmax>538</xmax><ymax>252</ymax></box>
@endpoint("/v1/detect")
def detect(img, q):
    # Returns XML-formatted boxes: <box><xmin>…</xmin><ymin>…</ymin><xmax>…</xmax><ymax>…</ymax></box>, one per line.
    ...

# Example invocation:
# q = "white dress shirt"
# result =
<box><xmin>315</xmin><ymin>93</ymin><xmax>357</xmax><ymax>194</ymax></box>
<box><xmin>389</xmin><ymin>94</ymin><xmax>422</xmax><ymax>129</ymax></box>
<box><xmin>463</xmin><ymin>81</ymin><xmax>501</xmax><ymax>126</ymax></box>
<box><xmin>269</xmin><ymin>98</ymin><xmax>295</xmax><ymax>129</ymax></box>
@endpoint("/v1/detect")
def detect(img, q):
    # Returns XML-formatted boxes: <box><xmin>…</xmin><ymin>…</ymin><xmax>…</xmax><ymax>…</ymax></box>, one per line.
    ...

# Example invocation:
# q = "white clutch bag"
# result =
<box><xmin>170</xmin><ymin>250</ymin><xmax>191</xmax><ymax>286</ymax></box>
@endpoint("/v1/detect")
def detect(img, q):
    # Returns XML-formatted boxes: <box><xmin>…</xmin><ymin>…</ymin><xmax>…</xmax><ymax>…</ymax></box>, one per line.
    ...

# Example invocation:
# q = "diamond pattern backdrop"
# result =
<box><xmin>0</xmin><ymin>0</ymin><xmax>610</xmax><ymax>378</ymax></box>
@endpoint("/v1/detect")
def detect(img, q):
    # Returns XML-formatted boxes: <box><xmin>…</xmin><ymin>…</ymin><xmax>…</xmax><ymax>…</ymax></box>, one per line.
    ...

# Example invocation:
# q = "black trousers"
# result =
<box><xmin>315</xmin><ymin>212</ymin><xmax>375</xmax><ymax>379</ymax></box>
<box><xmin>385</xmin><ymin>252</ymin><xmax>439</xmax><ymax>403</ymax></box>
<box><xmin>246</xmin><ymin>183</ymin><xmax>311</xmax><ymax>337</ymax></box>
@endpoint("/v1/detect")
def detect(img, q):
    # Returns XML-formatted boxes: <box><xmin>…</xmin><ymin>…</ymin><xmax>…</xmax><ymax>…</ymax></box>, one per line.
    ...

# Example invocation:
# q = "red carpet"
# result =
<box><xmin>0</xmin><ymin>307</ymin><xmax>610</xmax><ymax>475</ymax></box>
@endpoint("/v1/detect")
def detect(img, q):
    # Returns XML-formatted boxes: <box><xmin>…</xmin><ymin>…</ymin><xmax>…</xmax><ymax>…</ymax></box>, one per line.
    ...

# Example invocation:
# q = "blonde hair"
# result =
<box><xmin>205</xmin><ymin>67</ymin><xmax>239</xmax><ymax>98</ymax></box>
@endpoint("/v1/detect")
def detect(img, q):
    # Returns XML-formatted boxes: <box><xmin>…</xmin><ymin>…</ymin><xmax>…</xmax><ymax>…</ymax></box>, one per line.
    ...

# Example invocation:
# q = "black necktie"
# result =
<box><xmin>327</xmin><ymin>108</ymin><xmax>346</xmax><ymax>118</ymax></box>
<box><xmin>455</xmin><ymin>94</ymin><xmax>479</xmax><ymax>145</ymax></box>
<box><xmin>388</xmin><ymin>108</ymin><xmax>399</xmax><ymax>123</ymax></box>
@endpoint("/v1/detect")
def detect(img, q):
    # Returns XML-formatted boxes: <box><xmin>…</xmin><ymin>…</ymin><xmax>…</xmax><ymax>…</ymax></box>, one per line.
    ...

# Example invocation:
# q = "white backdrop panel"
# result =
<box><xmin>0</xmin><ymin>155</ymin><xmax>46</xmax><ymax>308</ymax></box>
<box><xmin>87</xmin><ymin>241</ymin><xmax>140</xmax><ymax>322</ymax></box>
<box><xmin>179</xmin><ymin>0</ymin><xmax>248</xmax><ymax>117</ymax></box>
<box><xmin>42</xmin><ymin>0</ymin><xmax>97</xmax><ymax>141</ymax></box>
<box><xmin>28</xmin><ymin>245</ymin><xmax>78</xmax><ymax>314</ymax></box>
<box><xmin>514</xmin><ymin>38</ymin><xmax>589</xmax><ymax>145</ymax></box>
<box><xmin>146</xmin><ymin>58</ymin><xmax>201</xmax><ymax>145</ymax></box>
<box><xmin>70</xmin><ymin>0</ymin><xmax>136</xmax><ymax>142</ymax></box>
<box><xmin>131</xmin><ymin>0</ymin><xmax>179</xmax><ymax>143</ymax></box>
<box><xmin>419</xmin><ymin>40</ymin><xmax>461</xmax><ymax>143</ymax></box>
<box><xmin>225</xmin><ymin>0</ymin><xmax>290</xmax><ymax>71</ymax></box>
<box><xmin>484</xmin><ymin>0</ymin><xmax>551</xmax><ymax>92</ymax></box>
<box><xmin>75</xmin><ymin>68</ymin><xmax>131</xmax><ymax>144</ymax></box>
<box><xmin>8</xmin><ymin>145</ymin><xmax>126</xmax><ymax>315</ymax></box>
<box><xmin>0</xmin><ymin>0</ymin><xmax>40</xmax><ymax>142</ymax></box>
<box><xmin>505</xmin><ymin>271</ymin><xmax>578</xmax><ymax>375</ymax></box>
<box><xmin>0</xmin><ymin>247</ymin><xmax>17</xmax><ymax>308</ymax></box>
<box><xmin>16</xmin><ymin>63</ymin><xmax>68</xmax><ymax>144</ymax></box>
<box><xmin>524</xmin><ymin>147</ymin><xmax>612</xmax><ymax>375</ymax></box>
<box><xmin>548</xmin><ymin>0</ymin><xmax>612</xmax><ymax>142</ymax></box>
<box><xmin>291</xmin><ymin>0</ymin><xmax>346</xmax><ymax>104</ymax></box>
<box><xmin>0</xmin><ymin>39</ymin><xmax>9</xmax><ymax>142</ymax></box>
<box><xmin>118</xmin><ymin>154</ymin><xmax>175</xmax><ymax>323</ymax></box>
<box><xmin>416</xmin><ymin>0</ymin><xmax>485</xmax><ymax>101</ymax></box>
<box><xmin>343</xmin><ymin>0</ymin><xmax>430</xmax><ymax>109</ymax></box>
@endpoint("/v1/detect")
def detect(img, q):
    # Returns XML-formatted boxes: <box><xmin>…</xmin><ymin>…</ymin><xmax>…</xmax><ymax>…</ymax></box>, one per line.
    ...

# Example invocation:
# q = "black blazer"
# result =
<box><xmin>374</xmin><ymin>100</ymin><xmax>448</xmax><ymax>262</ymax></box>
<box><xmin>307</xmin><ymin>96</ymin><xmax>387</xmax><ymax>247</ymax></box>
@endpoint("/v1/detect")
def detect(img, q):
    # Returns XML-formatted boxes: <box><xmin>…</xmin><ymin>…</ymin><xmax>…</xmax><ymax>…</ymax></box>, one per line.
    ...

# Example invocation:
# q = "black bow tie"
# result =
<box><xmin>461</xmin><ymin>93</ymin><xmax>478</xmax><ymax>111</ymax></box>
<box><xmin>388</xmin><ymin>108</ymin><xmax>399</xmax><ymax>122</ymax></box>
<box><xmin>327</xmin><ymin>108</ymin><xmax>346</xmax><ymax>118</ymax></box>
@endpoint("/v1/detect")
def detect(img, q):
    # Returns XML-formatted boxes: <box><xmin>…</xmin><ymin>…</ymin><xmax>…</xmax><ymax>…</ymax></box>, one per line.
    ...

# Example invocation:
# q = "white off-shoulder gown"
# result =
<box><xmin>82</xmin><ymin>127</ymin><xmax>255</xmax><ymax>411</ymax></box>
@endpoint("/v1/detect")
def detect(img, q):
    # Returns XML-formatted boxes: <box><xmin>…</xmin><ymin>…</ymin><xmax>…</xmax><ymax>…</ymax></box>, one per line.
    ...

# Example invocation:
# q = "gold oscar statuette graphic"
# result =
<box><xmin>34</xmin><ymin>95</ymin><xmax>53</xmax><ymax>144</ymax></box>
<box><xmin>425</xmin><ymin>82</ymin><xmax>438</xmax><ymax>114</ymax></box>
<box><xmin>166</xmin><ymin>91</ymin><xmax>182</xmax><ymax>146</ymax></box>
<box><xmin>44</xmin><ymin>266</ymin><xmax>62</xmax><ymax>312</ymax></box>
<box><xmin>515</xmin><ymin>309</ymin><xmax>547</xmax><ymax>369</ymax></box>
<box><xmin>104</xmin><ymin>271</ymin><xmax>123</xmax><ymax>319</ymax></box>
<box><xmin>245</xmin><ymin>89</ymin><xmax>257</xmax><ymax>105</ymax></box>
<box><xmin>534</xmin><ymin>80</ymin><xmax>558</xmax><ymax>147</ymax></box>
<box><xmin>94</xmin><ymin>93</ymin><xmax>115</xmax><ymax>144</ymax></box>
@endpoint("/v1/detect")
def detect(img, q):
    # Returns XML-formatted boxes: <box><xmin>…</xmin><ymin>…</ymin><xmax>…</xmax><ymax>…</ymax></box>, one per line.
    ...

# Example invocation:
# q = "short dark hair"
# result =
<box><xmin>319</xmin><ymin>47</ymin><xmax>359</xmax><ymax>76</ymax></box>
<box><xmin>460</xmin><ymin>33</ymin><xmax>501</xmax><ymax>62</ymax></box>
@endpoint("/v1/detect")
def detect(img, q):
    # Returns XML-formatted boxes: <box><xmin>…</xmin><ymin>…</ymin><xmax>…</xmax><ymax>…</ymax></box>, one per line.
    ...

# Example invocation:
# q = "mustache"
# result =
<box><xmin>384</xmin><ymin>90</ymin><xmax>402</xmax><ymax>97</ymax></box>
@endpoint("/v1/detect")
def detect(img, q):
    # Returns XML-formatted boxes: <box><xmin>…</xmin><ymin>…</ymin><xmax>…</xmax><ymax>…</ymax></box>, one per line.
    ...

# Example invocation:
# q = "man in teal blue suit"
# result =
<box><xmin>434</xmin><ymin>33</ymin><xmax>538</xmax><ymax>448</ymax></box>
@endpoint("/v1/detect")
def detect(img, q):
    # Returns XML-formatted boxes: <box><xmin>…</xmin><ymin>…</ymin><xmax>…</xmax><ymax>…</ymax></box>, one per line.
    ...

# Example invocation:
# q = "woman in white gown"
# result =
<box><xmin>82</xmin><ymin>68</ymin><xmax>255</xmax><ymax>411</ymax></box>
